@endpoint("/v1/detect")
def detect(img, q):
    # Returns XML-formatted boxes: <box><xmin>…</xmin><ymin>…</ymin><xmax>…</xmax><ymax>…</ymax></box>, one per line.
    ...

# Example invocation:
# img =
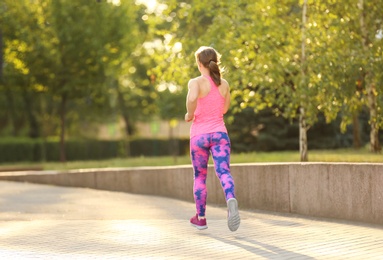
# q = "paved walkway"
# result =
<box><xmin>0</xmin><ymin>181</ymin><xmax>383</xmax><ymax>259</ymax></box>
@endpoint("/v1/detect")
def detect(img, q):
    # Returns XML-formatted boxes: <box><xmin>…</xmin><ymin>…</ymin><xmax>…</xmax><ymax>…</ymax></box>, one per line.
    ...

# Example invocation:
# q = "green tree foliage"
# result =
<box><xmin>1</xmin><ymin>0</ymin><xmax>155</xmax><ymax>161</ymax></box>
<box><xmin>156</xmin><ymin>0</ymin><xmax>383</xmax><ymax>158</ymax></box>
<box><xmin>0</xmin><ymin>1</ymin><xmax>44</xmax><ymax>138</ymax></box>
<box><xmin>304</xmin><ymin>0</ymin><xmax>383</xmax><ymax>152</ymax></box>
<box><xmin>1</xmin><ymin>0</ymin><xmax>382</xmax><ymax>163</ymax></box>
<box><xmin>138</xmin><ymin>0</ymin><xmax>191</xmax><ymax>120</ymax></box>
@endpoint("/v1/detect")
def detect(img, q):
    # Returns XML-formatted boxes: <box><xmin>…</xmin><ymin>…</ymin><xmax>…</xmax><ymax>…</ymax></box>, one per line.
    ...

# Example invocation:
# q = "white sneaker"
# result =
<box><xmin>227</xmin><ymin>198</ymin><xmax>240</xmax><ymax>231</ymax></box>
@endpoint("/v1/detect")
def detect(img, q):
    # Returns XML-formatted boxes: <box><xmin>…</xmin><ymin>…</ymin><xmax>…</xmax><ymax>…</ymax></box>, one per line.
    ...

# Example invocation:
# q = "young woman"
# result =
<box><xmin>185</xmin><ymin>46</ymin><xmax>240</xmax><ymax>232</ymax></box>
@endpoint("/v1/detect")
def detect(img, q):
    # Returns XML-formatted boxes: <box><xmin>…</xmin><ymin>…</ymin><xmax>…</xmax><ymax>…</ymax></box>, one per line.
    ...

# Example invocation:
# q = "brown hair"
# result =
<box><xmin>195</xmin><ymin>46</ymin><xmax>222</xmax><ymax>86</ymax></box>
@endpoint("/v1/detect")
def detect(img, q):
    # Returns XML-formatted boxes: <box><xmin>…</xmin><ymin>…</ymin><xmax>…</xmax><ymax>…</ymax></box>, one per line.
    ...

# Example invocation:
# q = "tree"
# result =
<box><xmin>209</xmin><ymin>0</ymin><xmax>341</xmax><ymax>161</ymax></box>
<box><xmin>96</xmin><ymin>1</ymin><xmax>157</xmax><ymax>156</ymax></box>
<box><xmin>300</xmin><ymin>0</ymin><xmax>309</xmax><ymax>161</ymax></box>
<box><xmin>155</xmin><ymin>0</ymin><xmax>365</xmax><ymax>161</ymax></box>
<box><xmin>357</xmin><ymin>0</ymin><xmax>382</xmax><ymax>152</ymax></box>
<box><xmin>45</xmin><ymin>0</ymin><xmax>110</xmax><ymax>161</ymax></box>
<box><xmin>1</xmin><ymin>0</ymin><xmax>162</xmax><ymax>160</ymax></box>
<box><xmin>37</xmin><ymin>0</ymin><xmax>150</xmax><ymax>161</ymax></box>
<box><xmin>0</xmin><ymin>0</ymin><xmax>46</xmax><ymax>138</ymax></box>
<box><xmin>322</xmin><ymin>0</ymin><xmax>383</xmax><ymax>152</ymax></box>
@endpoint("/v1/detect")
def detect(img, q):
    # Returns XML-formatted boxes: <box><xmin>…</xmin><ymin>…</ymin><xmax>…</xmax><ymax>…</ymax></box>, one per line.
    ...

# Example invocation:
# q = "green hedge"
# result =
<box><xmin>0</xmin><ymin>138</ymin><xmax>190</xmax><ymax>163</ymax></box>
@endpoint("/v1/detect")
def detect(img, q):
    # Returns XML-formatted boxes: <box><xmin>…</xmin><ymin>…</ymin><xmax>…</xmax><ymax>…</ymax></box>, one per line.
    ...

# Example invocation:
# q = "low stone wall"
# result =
<box><xmin>0</xmin><ymin>163</ymin><xmax>382</xmax><ymax>225</ymax></box>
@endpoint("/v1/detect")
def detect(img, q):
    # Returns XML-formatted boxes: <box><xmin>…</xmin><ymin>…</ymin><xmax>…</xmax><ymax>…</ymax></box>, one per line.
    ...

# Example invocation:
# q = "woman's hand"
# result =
<box><xmin>185</xmin><ymin>113</ymin><xmax>194</xmax><ymax>122</ymax></box>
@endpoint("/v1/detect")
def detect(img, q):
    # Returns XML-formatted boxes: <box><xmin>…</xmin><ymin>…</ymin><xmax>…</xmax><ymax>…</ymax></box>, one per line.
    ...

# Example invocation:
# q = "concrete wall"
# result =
<box><xmin>0</xmin><ymin>163</ymin><xmax>382</xmax><ymax>225</ymax></box>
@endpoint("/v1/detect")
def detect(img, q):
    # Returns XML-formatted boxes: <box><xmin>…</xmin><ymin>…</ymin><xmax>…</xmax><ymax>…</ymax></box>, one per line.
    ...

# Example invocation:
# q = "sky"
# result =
<box><xmin>107</xmin><ymin>0</ymin><xmax>158</xmax><ymax>13</ymax></box>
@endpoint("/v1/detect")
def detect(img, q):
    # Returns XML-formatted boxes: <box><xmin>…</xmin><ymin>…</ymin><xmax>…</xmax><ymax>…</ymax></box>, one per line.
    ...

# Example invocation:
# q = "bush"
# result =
<box><xmin>0</xmin><ymin>138</ymin><xmax>190</xmax><ymax>163</ymax></box>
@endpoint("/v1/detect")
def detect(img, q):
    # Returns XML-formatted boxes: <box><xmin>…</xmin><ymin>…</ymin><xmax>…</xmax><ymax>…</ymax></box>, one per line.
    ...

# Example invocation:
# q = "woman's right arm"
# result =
<box><xmin>222</xmin><ymin>80</ymin><xmax>231</xmax><ymax>114</ymax></box>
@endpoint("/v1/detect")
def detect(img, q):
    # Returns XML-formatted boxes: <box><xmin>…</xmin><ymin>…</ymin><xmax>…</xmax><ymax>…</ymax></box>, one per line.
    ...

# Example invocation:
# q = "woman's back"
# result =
<box><xmin>190</xmin><ymin>75</ymin><xmax>227</xmax><ymax>138</ymax></box>
<box><xmin>196</xmin><ymin>76</ymin><xmax>229</xmax><ymax>99</ymax></box>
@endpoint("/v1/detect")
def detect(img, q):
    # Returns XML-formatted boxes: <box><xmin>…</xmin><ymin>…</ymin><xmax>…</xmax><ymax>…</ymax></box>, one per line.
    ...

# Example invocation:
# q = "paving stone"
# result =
<box><xmin>0</xmin><ymin>181</ymin><xmax>383</xmax><ymax>259</ymax></box>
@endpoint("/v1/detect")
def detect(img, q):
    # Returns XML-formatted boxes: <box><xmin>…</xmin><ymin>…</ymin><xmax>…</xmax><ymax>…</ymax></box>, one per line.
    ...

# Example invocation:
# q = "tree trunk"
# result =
<box><xmin>299</xmin><ymin>0</ymin><xmax>309</xmax><ymax>162</ymax></box>
<box><xmin>0</xmin><ymin>29</ymin><xmax>3</xmax><ymax>84</ymax></box>
<box><xmin>22</xmin><ymin>88</ymin><xmax>40</xmax><ymax>138</ymax></box>
<box><xmin>59</xmin><ymin>93</ymin><xmax>67</xmax><ymax>162</ymax></box>
<box><xmin>5</xmin><ymin>85</ymin><xmax>18</xmax><ymax>136</ymax></box>
<box><xmin>299</xmin><ymin>107</ymin><xmax>308</xmax><ymax>161</ymax></box>
<box><xmin>0</xmin><ymin>32</ymin><xmax>19</xmax><ymax>136</ymax></box>
<box><xmin>366</xmin><ymin>81</ymin><xmax>380</xmax><ymax>152</ymax></box>
<box><xmin>358</xmin><ymin>0</ymin><xmax>381</xmax><ymax>152</ymax></box>
<box><xmin>39</xmin><ymin>96</ymin><xmax>48</xmax><ymax>162</ymax></box>
<box><xmin>352</xmin><ymin>113</ymin><xmax>361</xmax><ymax>149</ymax></box>
<box><xmin>116</xmin><ymin>81</ymin><xmax>131</xmax><ymax>157</ymax></box>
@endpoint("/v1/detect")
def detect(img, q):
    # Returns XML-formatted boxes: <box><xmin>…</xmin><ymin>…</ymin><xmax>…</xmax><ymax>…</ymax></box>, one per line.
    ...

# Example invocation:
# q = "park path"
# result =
<box><xmin>0</xmin><ymin>181</ymin><xmax>383</xmax><ymax>259</ymax></box>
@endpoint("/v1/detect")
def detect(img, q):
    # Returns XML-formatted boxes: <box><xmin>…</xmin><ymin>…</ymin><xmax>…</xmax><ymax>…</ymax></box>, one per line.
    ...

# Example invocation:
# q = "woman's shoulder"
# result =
<box><xmin>189</xmin><ymin>76</ymin><xmax>208</xmax><ymax>85</ymax></box>
<box><xmin>220</xmin><ymin>78</ymin><xmax>230</xmax><ymax>88</ymax></box>
<box><xmin>189</xmin><ymin>76</ymin><xmax>203</xmax><ymax>83</ymax></box>
<box><xmin>188</xmin><ymin>77</ymin><xmax>202</xmax><ymax>90</ymax></box>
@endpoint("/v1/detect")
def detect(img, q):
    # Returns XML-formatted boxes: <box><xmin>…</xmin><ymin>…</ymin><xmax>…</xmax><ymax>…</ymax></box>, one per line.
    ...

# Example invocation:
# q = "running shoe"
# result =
<box><xmin>227</xmin><ymin>198</ymin><xmax>240</xmax><ymax>231</ymax></box>
<box><xmin>190</xmin><ymin>214</ymin><xmax>208</xmax><ymax>230</ymax></box>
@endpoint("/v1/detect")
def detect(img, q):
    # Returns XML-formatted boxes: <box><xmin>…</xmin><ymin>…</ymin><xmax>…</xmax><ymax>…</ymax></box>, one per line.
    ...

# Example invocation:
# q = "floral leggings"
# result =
<box><xmin>190</xmin><ymin>132</ymin><xmax>236</xmax><ymax>217</ymax></box>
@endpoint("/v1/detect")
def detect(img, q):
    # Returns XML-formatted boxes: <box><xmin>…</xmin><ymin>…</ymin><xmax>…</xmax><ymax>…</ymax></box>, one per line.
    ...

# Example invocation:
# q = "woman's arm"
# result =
<box><xmin>222</xmin><ymin>80</ymin><xmax>231</xmax><ymax>114</ymax></box>
<box><xmin>185</xmin><ymin>79</ymin><xmax>199</xmax><ymax>122</ymax></box>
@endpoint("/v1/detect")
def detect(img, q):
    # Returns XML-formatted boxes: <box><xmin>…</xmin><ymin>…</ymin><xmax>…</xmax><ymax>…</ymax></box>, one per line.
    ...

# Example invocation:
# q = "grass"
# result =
<box><xmin>0</xmin><ymin>148</ymin><xmax>382</xmax><ymax>171</ymax></box>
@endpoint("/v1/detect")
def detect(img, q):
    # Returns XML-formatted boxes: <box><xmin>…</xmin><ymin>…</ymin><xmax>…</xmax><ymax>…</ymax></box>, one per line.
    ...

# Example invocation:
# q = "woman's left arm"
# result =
<box><xmin>185</xmin><ymin>79</ymin><xmax>199</xmax><ymax>122</ymax></box>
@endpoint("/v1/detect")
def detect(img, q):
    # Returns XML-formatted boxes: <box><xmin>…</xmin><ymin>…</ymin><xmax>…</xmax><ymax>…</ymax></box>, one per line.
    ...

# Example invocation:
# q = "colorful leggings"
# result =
<box><xmin>190</xmin><ymin>132</ymin><xmax>236</xmax><ymax>217</ymax></box>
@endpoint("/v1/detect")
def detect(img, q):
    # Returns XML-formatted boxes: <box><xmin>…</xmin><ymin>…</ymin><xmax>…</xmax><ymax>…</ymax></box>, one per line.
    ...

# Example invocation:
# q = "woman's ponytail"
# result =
<box><xmin>208</xmin><ymin>60</ymin><xmax>221</xmax><ymax>86</ymax></box>
<box><xmin>195</xmin><ymin>46</ymin><xmax>222</xmax><ymax>86</ymax></box>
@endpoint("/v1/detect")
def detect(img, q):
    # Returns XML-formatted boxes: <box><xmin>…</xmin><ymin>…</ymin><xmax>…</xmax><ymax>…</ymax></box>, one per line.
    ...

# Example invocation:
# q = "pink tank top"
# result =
<box><xmin>190</xmin><ymin>76</ymin><xmax>227</xmax><ymax>138</ymax></box>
